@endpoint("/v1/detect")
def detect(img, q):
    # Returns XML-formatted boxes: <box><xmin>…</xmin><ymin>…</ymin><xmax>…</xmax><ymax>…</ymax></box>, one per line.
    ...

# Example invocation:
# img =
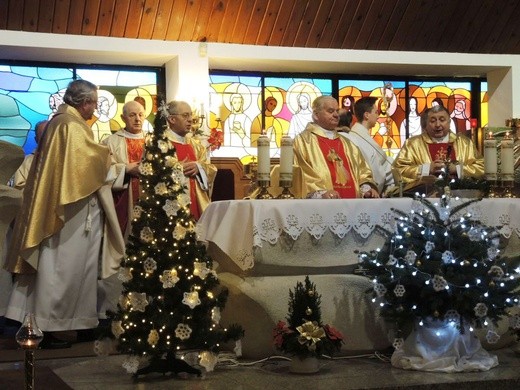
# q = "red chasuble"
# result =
<box><xmin>172</xmin><ymin>142</ymin><xmax>202</xmax><ymax>220</ymax></box>
<box><xmin>113</xmin><ymin>137</ymin><xmax>144</xmax><ymax>235</ymax></box>
<box><xmin>317</xmin><ymin>136</ymin><xmax>357</xmax><ymax>198</ymax></box>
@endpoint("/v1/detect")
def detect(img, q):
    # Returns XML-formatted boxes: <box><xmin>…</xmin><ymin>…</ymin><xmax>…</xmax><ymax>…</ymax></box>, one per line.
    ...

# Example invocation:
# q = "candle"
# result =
<box><xmin>279</xmin><ymin>135</ymin><xmax>293</xmax><ymax>182</ymax></box>
<box><xmin>484</xmin><ymin>132</ymin><xmax>497</xmax><ymax>180</ymax></box>
<box><xmin>257</xmin><ymin>133</ymin><xmax>271</xmax><ymax>181</ymax></box>
<box><xmin>500</xmin><ymin>132</ymin><xmax>514</xmax><ymax>181</ymax></box>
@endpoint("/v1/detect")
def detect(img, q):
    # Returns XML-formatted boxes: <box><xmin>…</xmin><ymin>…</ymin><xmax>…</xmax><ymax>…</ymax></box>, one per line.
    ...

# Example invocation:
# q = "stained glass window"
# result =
<box><xmin>0</xmin><ymin>64</ymin><xmax>161</xmax><ymax>154</ymax></box>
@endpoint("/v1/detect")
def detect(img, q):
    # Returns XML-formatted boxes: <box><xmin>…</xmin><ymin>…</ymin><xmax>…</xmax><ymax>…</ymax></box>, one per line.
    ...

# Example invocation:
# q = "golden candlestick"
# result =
<box><xmin>16</xmin><ymin>313</ymin><xmax>43</xmax><ymax>390</ymax></box>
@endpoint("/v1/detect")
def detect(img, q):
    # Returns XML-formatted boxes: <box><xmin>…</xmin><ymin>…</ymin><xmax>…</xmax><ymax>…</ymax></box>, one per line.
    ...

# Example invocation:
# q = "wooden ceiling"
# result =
<box><xmin>1</xmin><ymin>0</ymin><xmax>520</xmax><ymax>55</ymax></box>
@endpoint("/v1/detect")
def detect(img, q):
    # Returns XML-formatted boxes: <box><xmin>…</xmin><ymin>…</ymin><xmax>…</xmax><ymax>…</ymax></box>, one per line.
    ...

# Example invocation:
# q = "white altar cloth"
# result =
<box><xmin>197</xmin><ymin>198</ymin><xmax>520</xmax><ymax>273</ymax></box>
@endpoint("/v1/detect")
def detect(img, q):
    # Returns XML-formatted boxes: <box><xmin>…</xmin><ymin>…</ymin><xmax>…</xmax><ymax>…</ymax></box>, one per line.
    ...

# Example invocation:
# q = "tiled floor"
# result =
<box><xmin>1</xmin><ymin>347</ymin><xmax>520</xmax><ymax>389</ymax></box>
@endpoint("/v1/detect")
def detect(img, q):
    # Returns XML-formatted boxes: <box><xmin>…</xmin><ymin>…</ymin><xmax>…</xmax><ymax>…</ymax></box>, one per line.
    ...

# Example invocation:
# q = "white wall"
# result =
<box><xmin>1</xmin><ymin>30</ymin><xmax>520</xmax><ymax>124</ymax></box>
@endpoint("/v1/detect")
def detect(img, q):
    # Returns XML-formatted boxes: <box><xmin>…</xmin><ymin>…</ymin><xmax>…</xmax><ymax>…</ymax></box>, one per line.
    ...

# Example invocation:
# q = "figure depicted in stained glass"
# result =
<box><xmin>251</xmin><ymin>96</ymin><xmax>288</xmax><ymax>147</ymax></box>
<box><xmin>399</xmin><ymin>97</ymin><xmax>422</xmax><ymax>141</ymax></box>
<box><xmin>223</xmin><ymin>93</ymin><xmax>253</xmax><ymax>148</ymax></box>
<box><xmin>450</xmin><ymin>99</ymin><xmax>471</xmax><ymax>134</ymax></box>
<box><xmin>287</xmin><ymin>92</ymin><xmax>314</xmax><ymax>139</ymax></box>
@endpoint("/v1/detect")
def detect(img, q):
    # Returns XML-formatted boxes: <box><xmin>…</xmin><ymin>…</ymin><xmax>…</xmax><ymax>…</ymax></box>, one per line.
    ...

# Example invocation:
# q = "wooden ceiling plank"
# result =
<box><xmin>214</xmin><ymin>0</ymin><xmax>235</xmax><ymax>42</ymax></box>
<box><xmin>96</xmin><ymin>0</ymin><xmax>116</xmax><ymax>37</ymax></box>
<box><xmin>293</xmin><ymin>0</ymin><xmax>323</xmax><ymax>47</ymax></box>
<box><xmin>254</xmin><ymin>0</ymin><xmax>281</xmax><ymax>45</ymax></box>
<box><xmin>405</xmin><ymin>0</ymin><xmax>447</xmax><ymax>52</ymax></box>
<box><xmin>279</xmin><ymin>0</ymin><xmax>310</xmax><ymax>47</ymax></box>
<box><xmin>204</xmin><ymin>0</ymin><xmax>227</xmax><ymax>42</ymax></box>
<box><xmin>375</xmin><ymin>0</ymin><xmax>412</xmax><ymax>50</ymax></box>
<box><xmin>177</xmin><ymin>0</ymin><xmax>202</xmax><ymax>41</ymax></box>
<box><xmin>151</xmin><ymin>0</ymin><xmax>174</xmax><ymax>40</ymax></box>
<box><xmin>352</xmin><ymin>0</ymin><xmax>394</xmax><ymax>50</ymax></box>
<box><xmin>37</xmin><ymin>0</ymin><xmax>56</xmax><ymax>32</ymax></box>
<box><xmin>267</xmin><ymin>0</ymin><xmax>298</xmax><ymax>46</ymax></box>
<box><xmin>7</xmin><ymin>0</ymin><xmax>24</xmax><ymax>30</ymax></box>
<box><xmin>471</xmin><ymin>0</ymin><xmax>518</xmax><ymax>54</ymax></box>
<box><xmin>330</xmin><ymin>0</ymin><xmax>359</xmax><ymax>48</ymax></box>
<box><xmin>66</xmin><ymin>0</ymin><xmax>86</xmax><ymax>35</ymax></box>
<box><xmin>123</xmin><ymin>0</ymin><xmax>145</xmax><ymax>39</ymax></box>
<box><xmin>315</xmin><ymin>0</ymin><xmax>348</xmax><ymax>48</ymax></box>
<box><xmin>243</xmin><ymin>0</ymin><xmax>269</xmax><ymax>45</ymax></box>
<box><xmin>445</xmin><ymin>0</ymin><xmax>491</xmax><ymax>53</ymax></box>
<box><xmin>81</xmin><ymin>0</ymin><xmax>101</xmax><ymax>36</ymax></box>
<box><xmin>304</xmin><ymin>0</ymin><xmax>336</xmax><ymax>48</ymax></box>
<box><xmin>341</xmin><ymin>0</ymin><xmax>373</xmax><ymax>48</ymax></box>
<box><xmin>227</xmin><ymin>0</ymin><xmax>257</xmax><ymax>44</ymax></box>
<box><xmin>138</xmin><ymin>0</ymin><xmax>160</xmax><ymax>39</ymax></box>
<box><xmin>52</xmin><ymin>0</ymin><xmax>71</xmax><ymax>34</ymax></box>
<box><xmin>191</xmin><ymin>0</ymin><xmax>214</xmax><ymax>42</ymax></box>
<box><xmin>388</xmin><ymin>0</ymin><xmax>421</xmax><ymax>51</ymax></box>
<box><xmin>165</xmin><ymin>0</ymin><xmax>188</xmax><ymax>41</ymax></box>
<box><xmin>363</xmin><ymin>0</ymin><xmax>397</xmax><ymax>50</ymax></box>
<box><xmin>22</xmin><ymin>0</ymin><xmax>40</xmax><ymax>32</ymax></box>
<box><xmin>0</xmin><ymin>1</ymin><xmax>7</xmax><ymax>30</ymax></box>
<box><xmin>110</xmin><ymin>0</ymin><xmax>131</xmax><ymax>37</ymax></box>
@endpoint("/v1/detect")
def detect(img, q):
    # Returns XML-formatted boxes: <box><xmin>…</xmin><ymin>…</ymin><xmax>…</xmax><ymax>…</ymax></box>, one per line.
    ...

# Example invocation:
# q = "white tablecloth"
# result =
<box><xmin>197</xmin><ymin>198</ymin><xmax>520</xmax><ymax>273</ymax></box>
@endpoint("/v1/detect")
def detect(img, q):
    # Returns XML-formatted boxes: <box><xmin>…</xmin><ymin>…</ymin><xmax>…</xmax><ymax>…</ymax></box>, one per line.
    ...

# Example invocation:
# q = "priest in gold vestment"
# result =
<box><xmin>4</xmin><ymin>80</ymin><xmax>124</xmax><ymax>348</ymax></box>
<box><xmin>393</xmin><ymin>105</ymin><xmax>484</xmax><ymax>185</ymax></box>
<box><xmin>293</xmin><ymin>96</ymin><xmax>379</xmax><ymax>199</ymax></box>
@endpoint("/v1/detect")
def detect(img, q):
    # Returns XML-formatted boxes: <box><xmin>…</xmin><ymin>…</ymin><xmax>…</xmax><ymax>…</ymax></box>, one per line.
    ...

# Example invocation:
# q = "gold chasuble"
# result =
<box><xmin>5</xmin><ymin>104</ymin><xmax>110</xmax><ymax>274</ymax></box>
<box><xmin>293</xmin><ymin>123</ymin><xmax>376</xmax><ymax>198</ymax></box>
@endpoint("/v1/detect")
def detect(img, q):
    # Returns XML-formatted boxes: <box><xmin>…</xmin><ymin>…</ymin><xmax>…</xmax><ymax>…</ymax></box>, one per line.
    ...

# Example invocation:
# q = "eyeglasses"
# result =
<box><xmin>170</xmin><ymin>112</ymin><xmax>192</xmax><ymax>119</ymax></box>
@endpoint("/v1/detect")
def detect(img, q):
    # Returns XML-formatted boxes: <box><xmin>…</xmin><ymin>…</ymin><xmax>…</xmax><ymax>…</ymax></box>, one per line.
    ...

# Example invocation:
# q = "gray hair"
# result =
<box><xmin>63</xmin><ymin>80</ymin><xmax>97</xmax><ymax>108</ymax></box>
<box><xmin>421</xmin><ymin>104</ymin><xmax>450</xmax><ymax>129</ymax></box>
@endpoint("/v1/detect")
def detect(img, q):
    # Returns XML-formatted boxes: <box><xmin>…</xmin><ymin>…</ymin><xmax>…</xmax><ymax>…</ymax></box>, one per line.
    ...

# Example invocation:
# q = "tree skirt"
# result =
<box><xmin>391</xmin><ymin>319</ymin><xmax>498</xmax><ymax>372</ymax></box>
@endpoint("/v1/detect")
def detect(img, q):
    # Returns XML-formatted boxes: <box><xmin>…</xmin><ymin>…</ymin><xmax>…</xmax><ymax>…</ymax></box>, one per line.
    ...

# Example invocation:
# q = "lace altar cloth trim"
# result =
<box><xmin>197</xmin><ymin>198</ymin><xmax>520</xmax><ymax>271</ymax></box>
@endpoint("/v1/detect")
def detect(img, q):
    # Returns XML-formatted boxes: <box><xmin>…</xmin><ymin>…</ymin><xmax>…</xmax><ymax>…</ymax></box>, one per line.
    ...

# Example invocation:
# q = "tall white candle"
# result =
<box><xmin>257</xmin><ymin>133</ymin><xmax>271</xmax><ymax>181</ymax></box>
<box><xmin>484</xmin><ymin>132</ymin><xmax>497</xmax><ymax>180</ymax></box>
<box><xmin>279</xmin><ymin>135</ymin><xmax>293</xmax><ymax>182</ymax></box>
<box><xmin>500</xmin><ymin>132</ymin><xmax>514</xmax><ymax>181</ymax></box>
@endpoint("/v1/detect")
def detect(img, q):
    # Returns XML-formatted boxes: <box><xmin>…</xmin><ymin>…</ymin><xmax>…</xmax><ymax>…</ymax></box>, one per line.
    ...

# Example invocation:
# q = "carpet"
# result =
<box><xmin>0</xmin><ymin>366</ymin><xmax>72</xmax><ymax>389</ymax></box>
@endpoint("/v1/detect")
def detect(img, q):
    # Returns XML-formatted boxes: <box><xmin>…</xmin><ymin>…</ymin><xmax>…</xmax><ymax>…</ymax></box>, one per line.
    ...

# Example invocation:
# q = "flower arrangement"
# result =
<box><xmin>206</xmin><ymin>127</ymin><xmax>223</xmax><ymax>151</ymax></box>
<box><xmin>272</xmin><ymin>276</ymin><xmax>343</xmax><ymax>358</ymax></box>
<box><xmin>357</xmin><ymin>195</ymin><xmax>520</xmax><ymax>346</ymax></box>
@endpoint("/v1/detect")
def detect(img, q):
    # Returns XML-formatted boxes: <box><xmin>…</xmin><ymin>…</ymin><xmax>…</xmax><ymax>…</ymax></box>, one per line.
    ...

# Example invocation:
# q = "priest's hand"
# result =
<box><xmin>322</xmin><ymin>190</ymin><xmax>340</xmax><ymax>199</ymax></box>
<box><xmin>362</xmin><ymin>188</ymin><xmax>380</xmax><ymax>198</ymax></box>
<box><xmin>182</xmin><ymin>161</ymin><xmax>199</xmax><ymax>177</ymax></box>
<box><xmin>430</xmin><ymin>160</ymin><xmax>445</xmax><ymax>176</ymax></box>
<box><xmin>126</xmin><ymin>162</ymin><xmax>140</xmax><ymax>177</ymax></box>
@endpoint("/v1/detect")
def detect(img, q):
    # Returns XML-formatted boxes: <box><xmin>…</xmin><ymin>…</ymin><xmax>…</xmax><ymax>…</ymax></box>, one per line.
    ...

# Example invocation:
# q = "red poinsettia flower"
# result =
<box><xmin>207</xmin><ymin>128</ymin><xmax>223</xmax><ymax>151</ymax></box>
<box><xmin>272</xmin><ymin>320</ymin><xmax>291</xmax><ymax>348</ymax></box>
<box><xmin>323</xmin><ymin>324</ymin><xmax>344</xmax><ymax>341</ymax></box>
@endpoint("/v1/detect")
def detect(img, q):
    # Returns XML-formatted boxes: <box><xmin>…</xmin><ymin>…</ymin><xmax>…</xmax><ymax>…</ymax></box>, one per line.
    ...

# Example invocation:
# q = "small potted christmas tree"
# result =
<box><xmin>272</xmin><ymin>276</ymin><xmax>343</xmax><ymax>373</ymax></box>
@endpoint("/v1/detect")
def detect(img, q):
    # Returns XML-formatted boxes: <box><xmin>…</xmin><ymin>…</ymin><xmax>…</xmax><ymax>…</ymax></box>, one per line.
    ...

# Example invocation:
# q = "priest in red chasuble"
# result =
<box><xmin>102</xmin><ymin>100</ymin><xmax>147</xmax><ymax>240</ymax></box>
<box><xmin>393</xmin><ymin>105</ymin><xmax>483</xmax><ymax>184</ymax></box>
<box><xmin>293</xmin><ymin>96</ymin><xmax>379</xmax><ymax>199</ymax></box>
<box><xmin>163</xmin><ymin>100</ymin><xmax>216</xmax><ymax>220</ymax></box>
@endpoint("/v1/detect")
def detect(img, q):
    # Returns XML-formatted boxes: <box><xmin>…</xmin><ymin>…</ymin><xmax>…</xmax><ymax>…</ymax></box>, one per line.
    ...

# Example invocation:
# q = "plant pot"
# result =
<box><xmin>290</xmin><ymin>356</ymin><xmax>319</xmax><ymax>374</ymax></box>
<box><xmin>391</xmin><ymin>317</ymin><xmax>498</xmax><ymax>372</ymax></box>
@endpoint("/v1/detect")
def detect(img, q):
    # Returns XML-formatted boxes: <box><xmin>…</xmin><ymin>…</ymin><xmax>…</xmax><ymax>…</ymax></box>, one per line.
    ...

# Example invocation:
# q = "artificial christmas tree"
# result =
<box><xmin>358</xmin><ymin>194</ymin><xmax>520</xmax><ymax>372</ymax></box>
<box><xmin>95</xmin><ymin>109</ymin><xmax>243</xmax><ymax>377</ymax></box>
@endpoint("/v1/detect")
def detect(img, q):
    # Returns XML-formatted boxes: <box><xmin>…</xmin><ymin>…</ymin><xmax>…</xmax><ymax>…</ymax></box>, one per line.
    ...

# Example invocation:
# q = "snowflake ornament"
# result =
<box><xmin>193</xmin><ymin>262</ymin><xmax>210</xmax><ymax>280</ymax></box>
<box><xmin>122</xmin><ymin>356</ymin><xmax>140</xmax><ymax>374</ymax></box>
<box><xmin>441</xmin><ymin>250</ymin><xmax>455</xmax><ymax>264</ymax></box>
<box><xmin>175</xmin><ymin>323</ymin><xmax>192</xmax><ymax>340</ymax></box>
<box><xmin>467</xmin><ymin>228</ymin><xmax>481</xmax><ymax>241</ymax></box>
<box><xmin>487</xmin><ymin>247</ymin><xmax>499</xmax><ymax>260</ymax></box>
<box><xmin>432</xmin><ymin>275</ymin><xmax>448</xmax><ymax>292</ymax></box>
<box><xmin>404</xmin><ymin>250</ymin><xmax>417</xmax><ymax>265</ymax></box>
<box><xmin>118</xmin><ymin>267</ymin><xmax>133</xmax><ymax>282</ymax></box>
<box><xmin>171</xmin><ymin>170</ymin><xmax>185</xmax><ymax>184</ymax></box>
<box><xmin>140</xmin><ymin>227</ymin><xmax>154</xmax><ymax>243</ymax></box>
<box><xmin>133</xmin><ymin>205</ymin><xmax>143</xmax><ymax>219</ymax></box>
<box><xmin>111</xmin><ymin>320</ymin><xmax>125</xmax><ymax>338</ymax></box>
<box><xmin>393</xmin><ymin>284</ymin><xmax>406</xmax><ymax>297</ymax></box>
<box><xmin>392</xmin><ymin>337</ymin><xmax>404</xmax><ymax>350</ymax></box>
<box><xmin>160</xmin><ymin>269</ymin><xmax>179</xmax><ymax>288</ymax></box>
<box><xmin>158</xmin><ymin>140</ymin><xmax>169</xmax><ymax>153</ymax></box>
<box><xmin>425</xmin><ymin>241</ymin><xmax>435</xmax><ymax>254</ymax></box>
<box><xmin>129</xmin><ymin>292</ymin><xmax>148</xmax><ymax>312</ymax></box>
<box><xmin>474</xmin><ymin>302</ymin><xmax>488</xmax><ymax>318</ymax></box>
<box><xmin>173</xmin><ymin>224</ymin><xmax>187</xmax><ymax>240</ymax></box>
<box><xmin>139</xmin><ymin>162</ymin><xmax>153</xmax><ymax>176</ymax></box>
<box><xmin>386</xmin><ymin>254</ymin><xmax>398</xmax><ymax>266</ymax></box>
<box><xmin>162</xmin><ymin>199</ymin><xmax>180</xmax><ymax>217</ymax></box>
<box><xmin>143</xmin><ymin>258</ymin><xmax>157</xmax><ymax>273</ymax></box>
<box><xmin>488</xmin><ymin>265</ymin><xmax>504</xmax><ymax>278</ymax></box>
<box><xmin>182</xmin><ymin>291</ymin><xmax>201</xmax><ymax>309</ymax></box>
<box><xmin>444</xmin><ymin>310</ymin><xmax>460</xmax><ymax>323</ymax></box>
<box><xmin>178</xmin><ymin>193</ymin><xmax>191</xmax><ymax>208</ymax></box>
<box><xmin>485</xmin><ymin>329</ymin><xmax>500</xmax><ymax>344</ymax></box>
<box><xmin>509</xmin><ymin>314</ymin><xmax>520</xmax><ymax>329</ymax></box>
<box><xmin>374</xmin><ymin>283</ymin><xmax>387</xmax><ymax>297</ymax></box>
<box><xmin>154</xmin><ymin>182</ymin><xmax>169</xmax><ymax>196</ymax></box>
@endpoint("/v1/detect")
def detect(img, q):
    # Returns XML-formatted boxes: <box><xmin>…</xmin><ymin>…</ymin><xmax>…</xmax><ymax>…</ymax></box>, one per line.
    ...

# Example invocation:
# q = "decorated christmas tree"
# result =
<box><xmin>96</xmin><ymin>110</ymin><xmax>243</xmax><ymax>376</ymax></box>
<box><xmin>273</xmin><ymin>276</ymin><xmax>343</xmax><ymax>359</ymax></box>
<box><xmin>358</xmin><ymin>194</ymin><xmax>520</xmax><ymax>349</ymax></box>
